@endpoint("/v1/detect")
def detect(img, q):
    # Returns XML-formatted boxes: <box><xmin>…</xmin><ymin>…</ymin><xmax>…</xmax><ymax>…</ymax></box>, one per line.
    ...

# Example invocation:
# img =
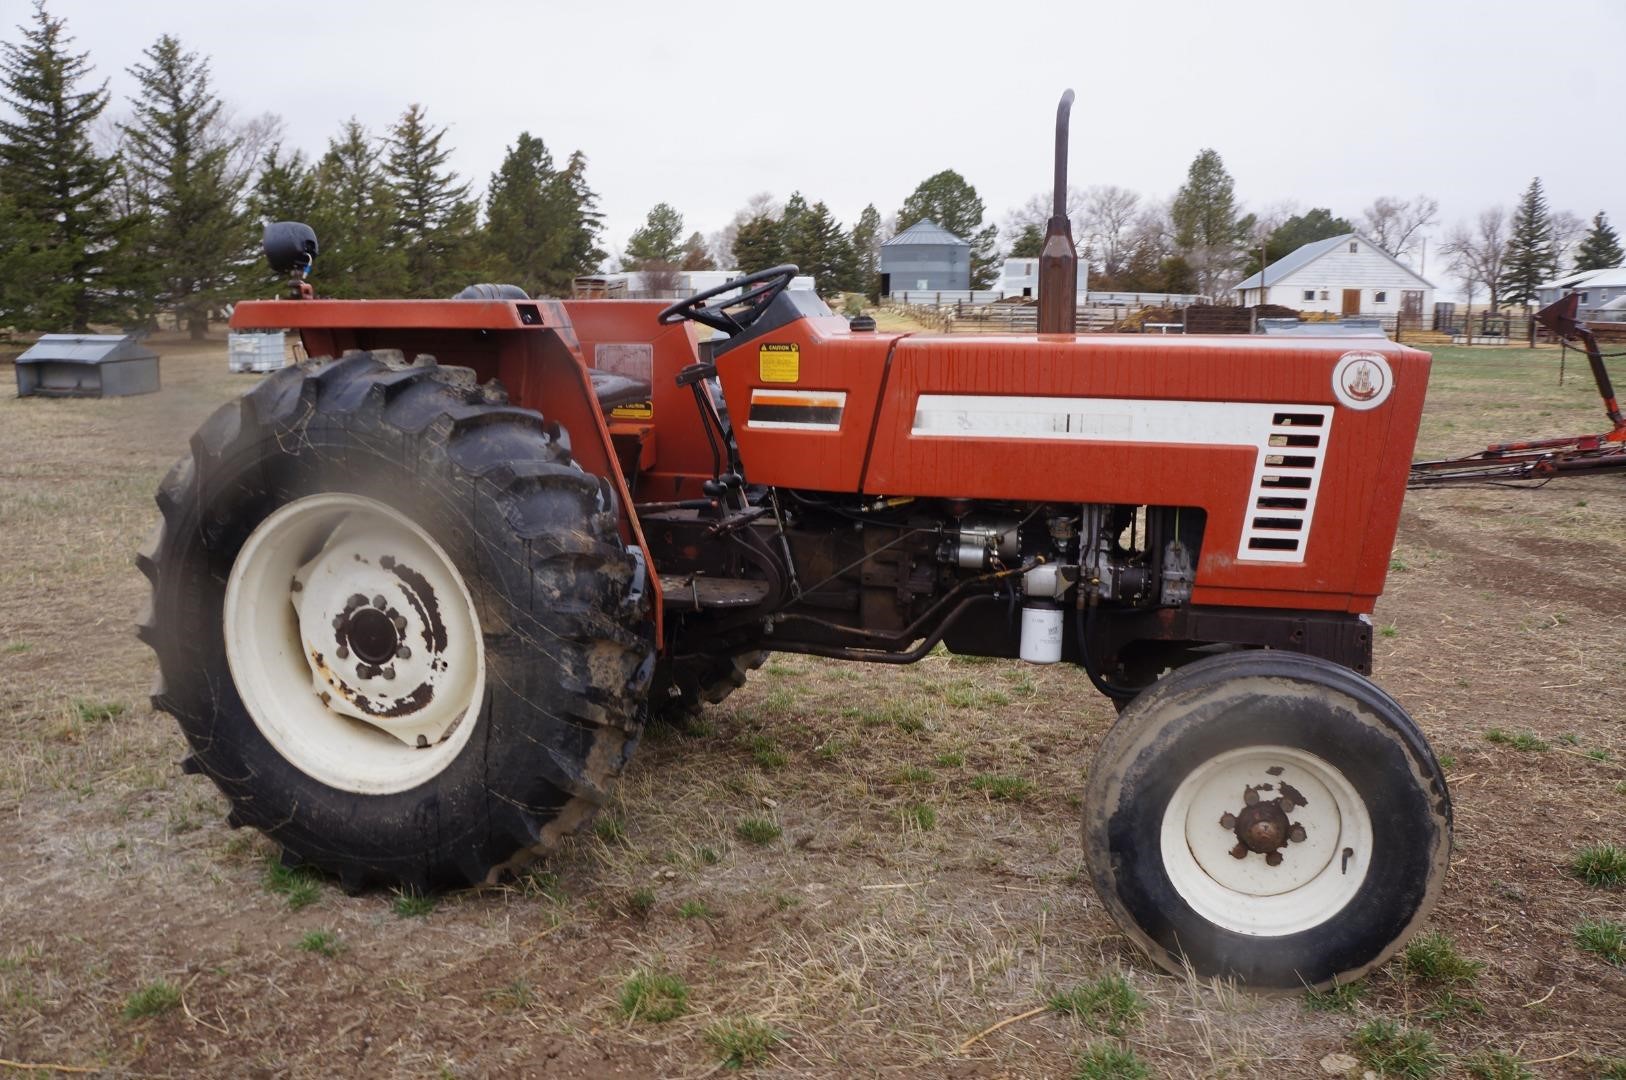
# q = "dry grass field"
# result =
<box><xmin>1</xmin><ymin>333</ymin><xmax>1623</xmax><ymax>1078</ymax></box>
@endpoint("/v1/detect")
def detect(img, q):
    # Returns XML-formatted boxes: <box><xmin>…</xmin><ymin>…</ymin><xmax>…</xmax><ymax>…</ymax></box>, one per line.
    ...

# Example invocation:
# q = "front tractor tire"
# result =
<box><xmin>137</xmin><ymin>351</ymin><xmax>653</xmax><ymax>892</ymax></box>
<box><xmin>1082</xmin><ymin>651</ymin><xmax>1450</xmax><ymax>991</ymax></box>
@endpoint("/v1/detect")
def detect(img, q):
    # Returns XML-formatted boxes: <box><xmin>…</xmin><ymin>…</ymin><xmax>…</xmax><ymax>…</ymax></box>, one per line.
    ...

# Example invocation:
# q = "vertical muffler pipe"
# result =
<box><xmin>1038</xmin><ymin>89</ymin><xmax>1079</xmax><ymax>335</ymax></box>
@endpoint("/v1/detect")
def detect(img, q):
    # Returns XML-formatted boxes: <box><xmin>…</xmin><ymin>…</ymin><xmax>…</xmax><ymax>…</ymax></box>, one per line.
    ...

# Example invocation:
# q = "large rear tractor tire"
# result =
<box><xmin>1082</xmin><ymin>651</ymin><xmax>1450</xmax><ymax>991</ymax></box>
<box><xmin>137</xmin><ymin>351</ymin><xmax>653</xmax><ymax>892</ymax></box>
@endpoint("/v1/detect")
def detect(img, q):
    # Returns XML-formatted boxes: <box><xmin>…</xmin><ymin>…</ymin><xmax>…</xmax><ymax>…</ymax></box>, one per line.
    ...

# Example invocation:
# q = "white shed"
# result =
<box><xmin>1234</xmin><ymin>233</ymin><xmax>1433</xmax><ymax>317</ymax></box>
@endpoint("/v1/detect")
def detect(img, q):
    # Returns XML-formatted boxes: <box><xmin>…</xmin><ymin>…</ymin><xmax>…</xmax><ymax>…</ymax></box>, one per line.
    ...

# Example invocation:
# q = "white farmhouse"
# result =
<box><xmin>1234</xmin><ymin>233</ymin><xmax>1433</xmax><ymax>317</ymax></box>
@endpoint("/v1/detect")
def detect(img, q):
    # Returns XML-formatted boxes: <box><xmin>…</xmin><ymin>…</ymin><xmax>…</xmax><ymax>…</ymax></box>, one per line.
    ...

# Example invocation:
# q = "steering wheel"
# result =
<box><xmin>657</xmin><ymin>264</ymin><xmax>799</xmax><ymax>336</ymax></box>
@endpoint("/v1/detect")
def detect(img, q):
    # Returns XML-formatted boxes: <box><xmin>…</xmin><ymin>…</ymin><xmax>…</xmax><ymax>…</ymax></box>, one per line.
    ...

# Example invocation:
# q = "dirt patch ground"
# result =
<box><xmin>1</xmin><ymin>336</ymin><xmax>1622</xmax><ymax>1078</ymax></box>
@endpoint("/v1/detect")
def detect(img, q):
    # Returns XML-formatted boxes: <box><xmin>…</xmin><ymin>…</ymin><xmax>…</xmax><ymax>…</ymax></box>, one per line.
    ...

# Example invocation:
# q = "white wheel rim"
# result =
<box><xmin>1160</xmin><ymin>745</ymin><xmax>1371</xmax><ymax>937</ymax></box>
<box><xmin>223</xmin><ymin>493</ymin><xmax>485</xmax><ymax>794</ymax></box>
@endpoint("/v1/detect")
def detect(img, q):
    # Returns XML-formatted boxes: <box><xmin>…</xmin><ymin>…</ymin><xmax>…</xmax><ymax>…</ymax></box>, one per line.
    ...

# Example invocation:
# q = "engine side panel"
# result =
<box><xmin>860</xmin><ymin>334</ymin><xmax>1429</xmax><ymax>613</ymax></box>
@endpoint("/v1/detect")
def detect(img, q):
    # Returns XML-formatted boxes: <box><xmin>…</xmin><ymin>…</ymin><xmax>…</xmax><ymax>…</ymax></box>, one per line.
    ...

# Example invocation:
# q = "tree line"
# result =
<box><xmin>0</xmin><ymin>2</ymin><xmax>604</xmax><ymax>337</ymax></box>
<box><xmin>5</xmin><ymin>2</ymin><xmax>1620</xmax><ymax>338</ymax></box>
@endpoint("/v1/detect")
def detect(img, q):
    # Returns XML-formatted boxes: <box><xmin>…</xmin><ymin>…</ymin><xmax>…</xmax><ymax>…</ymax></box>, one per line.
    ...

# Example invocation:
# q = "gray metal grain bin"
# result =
<box><xmin>15</xmin><ymin>334</ymin><xmax>161</xmax><ymax>398</ymax></box>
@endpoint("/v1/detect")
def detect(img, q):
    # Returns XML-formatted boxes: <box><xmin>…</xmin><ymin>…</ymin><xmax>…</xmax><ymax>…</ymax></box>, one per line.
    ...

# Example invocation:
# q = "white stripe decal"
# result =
<box><xmin>910</xmin><ymin>395</ymin><xmax>1334</xmax><ymax>563</ymax></box>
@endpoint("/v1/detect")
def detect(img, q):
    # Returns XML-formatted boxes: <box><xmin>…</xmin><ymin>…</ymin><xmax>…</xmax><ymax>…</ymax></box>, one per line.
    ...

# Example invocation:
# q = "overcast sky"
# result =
<box><xmin>18</xmin><ymin>0</ymin><xmax>1626</xmax><ymax>282</ymax></box>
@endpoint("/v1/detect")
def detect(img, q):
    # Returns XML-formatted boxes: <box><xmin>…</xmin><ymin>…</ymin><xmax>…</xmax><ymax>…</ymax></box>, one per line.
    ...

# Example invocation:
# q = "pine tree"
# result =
<box><xmin>122</xmin><ymin>34</ymin><xmax>250</xmax><ymax>338</ymax></box>
<box><xmin>310</xmin><ymin>118</ymin><xmax>404</xmax><ymax>298</ymax></box>
<box><xmin>1574</xmin><ymin>211</ymin><xmax>1623</xmax><ymax>272</ymax></box>
<box><xmin>0</xmin><ymin>1</ymin><xmax>125</xmax><ymax>331</ymax></box>
<box><xmin>1170</xmin><ymin>148</ymin><xmax>1243</xmax><ymax>296</ymax></box>
<box><xmin>384</xmin><ymin>104</ymin><xmax>476</xmax><ymax>297</ymax></box>
<box><xmin>548</xmin><ymin>149</ymin><xmax>604</xmax><ymax>286</ymax></box>
<box><xmin>483</xmin><ymin>132</ymin><xmax>561</xmax><ymax>295</ymax></box>
<box><xmin>782</xmin><ymin>200</ymin><xmax>850</xmax><ymax>299</ymax></box>
<box><xmin>848</xmin><ymin>203</ymin><xmax>882</xmax><ymax>298</ymax></box>
<box><xmin>679</xmin><ymin>231</ymin><xmax>714</xmax><ymax>271</ymax></box>
<box><xmin>1503</xmin><ymin>177</ymin><xmax>1558</xmax><ymax>308</ymax></box>
<box><xmin>1008</xmin><ymin>223</ymin><xmax>1044</xmax><ymax>258</ymax></box>
<box><xmin>731</xmin><ymin>213</ymin><xmax>784</xmax><ymax>272</ymax></box>
<box><xmin>623</xmin><ymin>202</ymin><xmax>684</xmax><ymax>268</ymax></box>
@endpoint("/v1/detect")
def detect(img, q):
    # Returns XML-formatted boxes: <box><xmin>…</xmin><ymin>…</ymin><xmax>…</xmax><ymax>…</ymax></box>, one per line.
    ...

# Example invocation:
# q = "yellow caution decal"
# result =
<box><xmin>610</xmin><ymin>401</ymin><xmax>653</xmax><ymax>420</ymax></box>
<box><xmin>758</xmin><ymin>342</ymin><xmax>799</xmax><ymax>383</ymax></box>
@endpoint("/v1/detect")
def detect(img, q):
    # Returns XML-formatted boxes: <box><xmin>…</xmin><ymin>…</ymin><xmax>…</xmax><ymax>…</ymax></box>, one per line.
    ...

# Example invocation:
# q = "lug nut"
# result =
<box><xmin>373</xmin><ymin>594</ymin><xmax>386</xmax><ymax>609</ymax></box>
<box><xmin>347</xmin><ymin>593</ymin><xmax>366</xmax><ymax>611</ymax></box>
<box><xmin>331</xmin><ymin>614</ymin><xmax>345</xmax><ymax>630</ymax></box>
<box><xmin>381</xmin><ymin>664</ymin><xmax>396</xmax><ymax>680</ymax></box>
<box><xmin>1265</xmin><ymin>851</ymin><xmax>1283</xmax><ymax>866</ymax></box>
<box><xmin>291</xmin><ymin>579</ymin><xmax>303</xmax><ymax>593</ymax></box>
<box><xmin>415</xmin><ymin>734</ymin><xmax>428</xmax><ymax>748</ymax></box>
<box><xmin>391</xmin><ymin>614</ymin><xmax>407</xmax><ymax>632</ymax></box>
<box><xmin>1219</xmin><ymin>812</ymin><xmax>1237</xmax><ymax>830</ymax></box>
<box><xmin>1243</xmin><ymin>787</ymin><xmax>1260</xmax><ymax>806</ymax></box>
<box><xmin>395</xmin><ymin>645</ymin><xmax>412</xmax><ymax>660</ymax></box>
<box><xmin>1289</xmin><ymin>824</ymin><xmax>1307</xmax><ymax>843</ymax></box>
<box><xmin>336</xmin><ymin>645</ymin><xmax>349</xmax><ymax>660</ymax></box>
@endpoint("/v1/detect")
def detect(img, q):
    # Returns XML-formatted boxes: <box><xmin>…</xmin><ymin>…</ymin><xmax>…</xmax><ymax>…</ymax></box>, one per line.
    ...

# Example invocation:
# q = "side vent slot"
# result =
<box><xmin>1239</xmin><ymin>404</ymin><xmax>1335</xmax><ymax>562</ymax></box>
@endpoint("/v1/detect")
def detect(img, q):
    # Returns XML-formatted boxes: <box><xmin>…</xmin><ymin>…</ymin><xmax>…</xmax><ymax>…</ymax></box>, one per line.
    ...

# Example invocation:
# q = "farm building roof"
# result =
<box><xmin>1562</xmin><ymin>266</ymin><xmax>1626</xmax><ymax>289</ymax></box>
<box><xmin>883</xmin><ymin>219</ymin><xmax>969</xmax><ymax>247</ymax></box>
<box><xmin>1233</xmin><ymin>232</ymin><xmax>1432</xmax><ymax>291</ymax></box>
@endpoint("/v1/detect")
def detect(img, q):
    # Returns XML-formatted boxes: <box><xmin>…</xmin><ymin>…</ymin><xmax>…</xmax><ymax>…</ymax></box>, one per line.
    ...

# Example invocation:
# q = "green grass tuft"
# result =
<box><xmin>970</xmin><ymin>774</ymin><xmax>1032</xmax><ymax>801</ymax></box>
<box><xmin>1303</xmin><ymin>980</ymin><xmax>1365</xmax><ymax>1012</ymax></box>
<box><xmin>1483</xmin><ymin>728</ymin><xmax>1548</xmax><ymax>752</ymax></box>
<box><xmin>594</xmin><ymin>812</ymin><xmax>628</xmax><ymax>845</ymax></box>
<box><xmin>1575</xmin><ymin>918</ymin><xmax>1626</xmax><ymax>965</ymax></box>
<box><xmin>1465</xmin><ymin>1048</ymin><xmax>1533</xmax><ymax>1080</ymax></box>
<box><xmin>483</xmin><ymin>978</ymin><xmax>535</xmax><ymax>1010</ymax></box>
<box><xmin>296</xmin><ymin>929</ymin><xmax>341</xmax><ymax>957</ymax></box>
<box><xmin>391</xmin><ymin>889</ymin><xmax>437</xmax><ymax>918</ymax></box>
<box><xmin>747</xmin><ymin>734</ymin><xmax>787</xmax><ymax>769</ymax></box>
<box><xmin>618</xmin><ymin>970</ymin><xmax>689</xmax><ymax>1022</ymax></box>
<box><xmin>263</xmin><ymin>856</ymin><xmax>321</xmax><ymax>911</ymax></box>
<box><xmin>1072</xmin><ymin>1042</ymin><xmax>1148</xmax><ymax>1080</ymax></box>
<box><xmin>626</xmin><ymin>887</ymin><xmax>656</xmax><ymax>916</ymax></box>
<box><xmin>1351</xmin><ymin>1018</ymin><xmax>1445</xmax><ymax>1078</ymax></box>
<box><xmin>933</xmin><ymin>750</ymin><xmax>965</xmax><ymax>768</ymax></box>
<box><xmin>1399</xmin><ymin>931</ymin><xmax>1484</xmax><ymax>985</ymax></box>
<box><xmin>71</xmin><ymin>698</ymin><xmax>127</xmax><ymax>725</ymax></box>
<box><xmin>903</xmin><ymin>803</ymin><xmax>936</xmax><ymax>831</ymax></box>
<box><xmin>122</xmin><ymin>979</ymin><xmax>181</xmax><ymax>1020</ymax></box>
<box><xmin>678</xmin><ymin>899</ymin><xmax>714</xmax><ymax>920</ymax></box>
<box><xmin>893</xmin><ymin>765</ymin><xmax>934</xmax><ymax>785</ymax></box>
<box><xmin>1571</xmin><ymin>843</ymin><xmax>1626</xmax><ymax>888</ymax></box>
<box><xmin>704</xmin><ymin>1016</ymin><xmax>783</xmax><ymax>1068</ymax></box>
<box><xmin>3</xmin><ymin>641</ymin><xmax>31</xmax><ymax>654</ymax></box>
<box><xmin>735</xmin><ymin>817</ymin><xmax>781</xmax><ymax>845</ymax></box>
<box><xmin>1047</xmin><ymin>972</ymin><xmax>1144</xmax><ymax>1035</ymax></box>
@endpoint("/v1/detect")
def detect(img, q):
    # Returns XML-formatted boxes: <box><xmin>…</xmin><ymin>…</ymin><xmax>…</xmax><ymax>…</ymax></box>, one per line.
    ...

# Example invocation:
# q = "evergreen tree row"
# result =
<box><xmin>0</xmin><ymin>2</ymin><xmax>605</xmax><ymax>335</ymax></box>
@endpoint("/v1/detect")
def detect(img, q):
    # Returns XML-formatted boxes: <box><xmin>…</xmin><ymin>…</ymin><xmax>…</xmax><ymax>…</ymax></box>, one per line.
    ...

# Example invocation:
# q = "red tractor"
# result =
<box><xmin>139</xmin><ymin>95</ymin><xmax>1448</xmax><ymax>991</ymax></box>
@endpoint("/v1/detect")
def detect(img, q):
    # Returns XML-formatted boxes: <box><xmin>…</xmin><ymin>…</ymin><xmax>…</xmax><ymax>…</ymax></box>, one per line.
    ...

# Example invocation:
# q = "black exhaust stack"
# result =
<box><xmin>1038</xmin><ymin>89</ymin><xmax>1078</xmax><ymax>335</ymax></box>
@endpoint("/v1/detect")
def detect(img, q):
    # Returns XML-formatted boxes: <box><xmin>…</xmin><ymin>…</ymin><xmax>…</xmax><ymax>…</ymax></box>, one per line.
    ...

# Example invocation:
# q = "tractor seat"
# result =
<box><xmin>589</xmin><ymin>368</ymin><xmax>652</xmax><ymax>410</ymax></box>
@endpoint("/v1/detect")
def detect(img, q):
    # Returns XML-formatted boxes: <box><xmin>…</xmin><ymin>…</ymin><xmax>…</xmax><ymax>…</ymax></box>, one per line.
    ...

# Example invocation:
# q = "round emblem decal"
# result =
<box><xmin>1332</xmin><ymin>350</ymin><xmax>1393</xmax><ymax>410</ymax></box>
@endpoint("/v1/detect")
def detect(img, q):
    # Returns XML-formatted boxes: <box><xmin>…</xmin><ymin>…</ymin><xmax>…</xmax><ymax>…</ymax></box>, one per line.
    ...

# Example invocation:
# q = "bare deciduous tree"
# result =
<box><xmin>1080</xmin><ymin>185</ymin><xmax>1140</xmax><ymax>279</ymax></box>
<box><xmin>1549</xmin><ymin>209</ymin><xmax>1586</xmax><ymax>275</ymax></box>
<box><xmin>1002</xmin><ymin>185</ymin><xmax>1087</xmax><ymax>245</ymax></box>
<box><xmin>1442</xmin><ymin>207</ymin><xmax>1510</xmax><ymax>310</ymax></box>
<box><xmin>1361</xmin><ymin>195</ymin><xmax>1438</xmax><ymax>261</ymax></box>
